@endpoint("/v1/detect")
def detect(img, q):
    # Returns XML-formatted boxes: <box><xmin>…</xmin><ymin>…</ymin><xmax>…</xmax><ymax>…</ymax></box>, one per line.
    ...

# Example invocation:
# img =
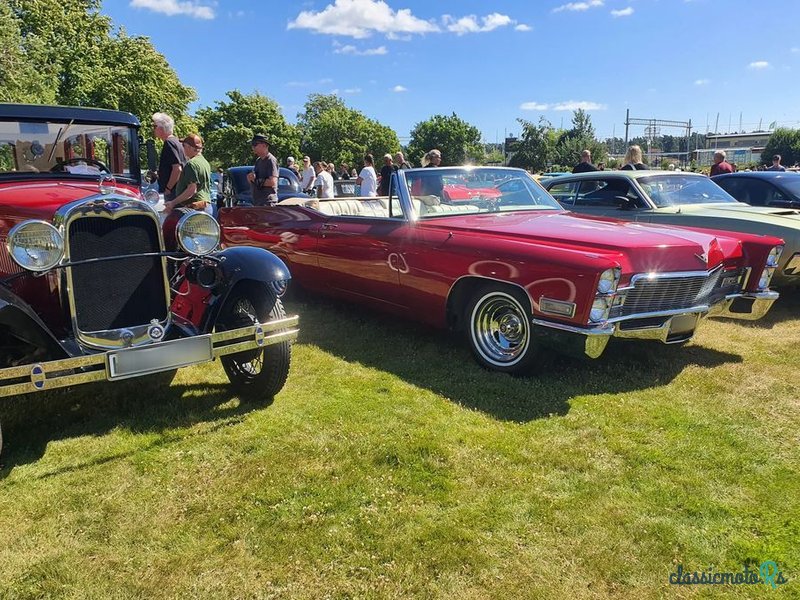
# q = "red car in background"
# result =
<box><xmin>220</xmin><ymin>167</ymin><xmax>782</xmax><ymax>373</ymax></box>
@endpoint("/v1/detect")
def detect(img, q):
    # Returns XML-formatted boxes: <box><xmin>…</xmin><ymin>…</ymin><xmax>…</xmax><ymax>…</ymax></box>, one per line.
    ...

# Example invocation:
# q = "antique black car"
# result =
<box><xmin>0</xmin><ymin>104</ymin><xmax>300</xmax><ymax>455</ymax></box>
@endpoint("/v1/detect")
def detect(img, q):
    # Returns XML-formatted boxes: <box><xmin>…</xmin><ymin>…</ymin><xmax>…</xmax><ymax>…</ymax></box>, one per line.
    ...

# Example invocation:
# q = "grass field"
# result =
<box><xmin>0</xmin><ymin>290</ymin><xmax>798</xmax><ymax>599</ymax></box>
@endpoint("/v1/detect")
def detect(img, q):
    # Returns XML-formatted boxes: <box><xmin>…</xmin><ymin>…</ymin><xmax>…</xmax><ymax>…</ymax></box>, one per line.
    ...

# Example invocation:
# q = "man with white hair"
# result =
<box><xmin>710</xmin><ymin>150</ymin><xmax>734</xmax><ymax>176</ymax></box>
<box><xmin>286</xmin><ymin>156</ymin><xmax>299</xmax><ymax>177</ymax></box>
<box><xmin>152</xmin><ymin>112</ymin><xmax>185</xmax><ymax>202</ymax></box>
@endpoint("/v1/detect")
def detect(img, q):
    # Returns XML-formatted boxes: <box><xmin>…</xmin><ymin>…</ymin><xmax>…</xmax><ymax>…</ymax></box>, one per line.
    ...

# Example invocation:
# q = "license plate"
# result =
<box><xmin>107</xmin><ymin>335</ymin><xmax>213</xmax><ymax>380</ymax></box>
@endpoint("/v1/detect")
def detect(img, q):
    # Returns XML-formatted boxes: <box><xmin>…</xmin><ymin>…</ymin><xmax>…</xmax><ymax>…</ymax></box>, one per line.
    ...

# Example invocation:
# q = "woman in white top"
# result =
<box><xmin>356</xmin><ymin>153</ymin><xmax>377</xmax><ymax>197</ymax></box>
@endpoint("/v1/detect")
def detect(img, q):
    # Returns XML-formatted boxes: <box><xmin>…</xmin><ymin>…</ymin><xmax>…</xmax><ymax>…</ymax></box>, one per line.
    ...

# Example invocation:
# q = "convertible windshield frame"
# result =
<box><xmin>637</xmin><ymin>174</ymin><xmax>740</xmax><ymax>208</ymax></box>
<box><xmin>402</xmin><ymin>166</ymin><xmax>564</xmax><ymax>218</ymax></box>
<box><xmin>0</xmin><ymin>118</ymin><xmax>141</xmax><ymax>185</ymax></box>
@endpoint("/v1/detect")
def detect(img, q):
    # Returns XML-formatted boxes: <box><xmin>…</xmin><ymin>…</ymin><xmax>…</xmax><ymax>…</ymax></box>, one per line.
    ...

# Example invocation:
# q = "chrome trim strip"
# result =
<box><xmin>0</xmin><ymin>315</ymin><xmax>299</xmax><ymax>398</ymax></box>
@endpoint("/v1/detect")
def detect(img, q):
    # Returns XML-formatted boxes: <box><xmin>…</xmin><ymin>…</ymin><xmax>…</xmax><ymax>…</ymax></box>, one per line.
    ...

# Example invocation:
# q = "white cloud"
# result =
<box><xmin>694</xmin><ymin>78</ymin><xmax>710</xmax><ymax>86</ymax></box>
<box><xmin>792</xmin><ymin>47</ymin><xmax>800</xmax><ymax>53</ymax></box>
<box><xmin>285</xmin><ymin>78</ymin><xmax>334</xmax><ymax>87</ymax></box>
<box><xmin>333</xmin><ymin>42</ymin><xmax>388</xmax><ymax>55</ymax></box>
<box><xmin>443</xmin><ymin>13</ymin><xmax>512</xmax><ymax>34</ymax></box>
<box><xmin>520</xmin><ymin>102</ymin><xmax>550</xmax><ymax>110</ymax></box>
<box><xmin>748</xmin><ymin>61</ymin><xmax>770</xmax><ymax>70</ymax></box>
<box><xmin>552</xmin><ymin>1</ymin><xmax>603</xmax><ymax>13</ymax></box>
<box><xmin>515</xmin><ymin>23</ymin><xmax>532</xmax><ymax>31</ymax></box>
<box><xmin>610</xmin><ymin>7</ymin><xmax>633</xmax><ymax>17</ymax></box>
<box><xmin>288</xmin><ymin>0</ymin><xmax>439</xmax><ymax>38</ymax></box>
<box><xmin>343</xmin><ymin>88</ymin><xmax>362</xmax><ymax>94</ymax></box>
<box><xmin>392</xmin><ymin>85</ymin><xmax>408</xmax><ymax>92</ymax></box>
<box><xmin>130</xmin><ymin>0</ymin><xmax>214</xmax><ymax>19</ymax></box>
<box><xmin>553</xmin><ymin>101</ymin><xmax>606</xmax><ymax>111</ymax></box>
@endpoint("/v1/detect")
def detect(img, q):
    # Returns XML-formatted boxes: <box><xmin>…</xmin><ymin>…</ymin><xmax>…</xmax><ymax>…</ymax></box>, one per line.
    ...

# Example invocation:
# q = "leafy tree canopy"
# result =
<box><xmin>761</xmin><ymin>128</ymin><xmax>800</xmax><ymax>167</ymax></box>
<box><xmin>406</xmin><ymin>113</ymin><xmax>483</xmax><ymax>167</ymax></box>
<box><xmin>7</xmin><ymin>0</ymin><xmax>195</xmax><ymax>126</ymax></box>
<box><xmin>196</xmin><ymin>90</ymin><xmax>300</xmax><ymax>169</ymax></box>
<box><xmin>296</xmin><ymin>94</ymin><xmax>400</xmax><ymax>169</ymax></box>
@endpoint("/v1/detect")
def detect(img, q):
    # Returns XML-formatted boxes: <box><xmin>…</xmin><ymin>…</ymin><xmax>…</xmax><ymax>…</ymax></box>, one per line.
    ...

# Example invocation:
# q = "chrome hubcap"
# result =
<box><xmin>472</xmin><ymin>293</ymin><xmax>529</xmax><ymax>365</ymax></box>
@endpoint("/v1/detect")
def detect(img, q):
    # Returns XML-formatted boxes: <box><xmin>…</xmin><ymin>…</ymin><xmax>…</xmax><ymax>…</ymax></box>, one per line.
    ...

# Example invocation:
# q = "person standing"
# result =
<box><xmin>152</xmin><ymin>112</ymin><xmax>186</xmax><ymax>202</ymax></box>
<box><xmin>327</xmin><ymin>162</ymin><xmax>340</xmax><ymax>180</ymax></box>
<box><xmin>338</xmin><ymin>163</ymin><xmax>351</xmax><ymax>180</ymax></box>
<box><xmin>247</xmin><ymin>134</ymin><xmax>279</xmax><ymax>206</ymax></box>
<box><xmin>767</xmin><ymin>154</ymin><xmax>786</xmax><ymax>172</ymax></box>
<box><xmin>620</xmin><ymin>145</ymin><xmax>647</xmax><ymax>170</ymax></box>
<box><xmin>286</xmin><ymin>156</ymin><xmax>300</xmax><ymax>177</ymax></box>
<box><xmin>709</xmin><ymin>150</ymin><xmax>734</xmax><ymax>176</ymax></box>
<box><xmin>377</xmin><ymin>154</ymin><xmax>397</xmax><ymax>196</ymax></box>
<box><xmin>356</xmin><ymin>153</ymin><xmax>377</xmax><ymax>197</ymax></box>
<box><xmin>423</xmin><ymin>148</ymin><xmax>442</xmax><ymax>167</ymax></box>
<box><xmin>572</xmin><ymin>149</ymin><xmax>598</xmax><ymax>173</ymax></box>
<box><xmin>394</xmin><ymin>151</ymin><xmax>411</xmax><ymax>170</ymax></box>
<box><xmin>164</xmin><ymin>134</ymin><xmax>211</xmax><ymax>212</ymax></box>
<box><xmin>300</xmin><ymin>156</ymin><xmax>315</xmax><ymax>192</ymax></box>
<box><xmin>313</xmin><ymin>161</ymin><xmax>334</xmax><ymax>198</ymax></box>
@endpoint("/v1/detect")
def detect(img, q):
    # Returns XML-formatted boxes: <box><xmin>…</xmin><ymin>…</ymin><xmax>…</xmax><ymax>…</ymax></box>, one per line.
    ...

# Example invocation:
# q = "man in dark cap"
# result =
<box><xmin>247</xmin><ymin>133</ymin><xmax>279</xmax><ymax>205</ymax></box>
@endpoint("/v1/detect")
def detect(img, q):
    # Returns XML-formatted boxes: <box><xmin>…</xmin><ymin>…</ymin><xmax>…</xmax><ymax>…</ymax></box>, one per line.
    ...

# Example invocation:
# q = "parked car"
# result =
<box><xmin>219</xmin><ymin>166</ymin><xmax>781</xmax><ymax>374</ymax></box>
<box><xmin>223</xmin><ymin>165</ymin><xmax>310</xmax><ymax>206</ymax></box>
<box><xmin>712</xmin><ymin>171</ymin><xmax>800</xmax><ymax>209</ymax></box>
<box><xmin>333</xmin><ymin>179</ymin><xmax>359</xmax><ymax>198</ymax></box>
<box><xmin>543</xmin><ymin>170</ymin><xmax>800</xmax><ymax>286</ymax></box>
<box><xmin>0</xmin><ymin>104</ymin><xmax>300</xmax><ymax>454</ymax></box>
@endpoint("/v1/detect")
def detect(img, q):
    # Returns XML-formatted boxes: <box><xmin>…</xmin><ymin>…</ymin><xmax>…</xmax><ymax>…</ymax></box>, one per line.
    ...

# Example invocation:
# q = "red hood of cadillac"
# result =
<box><xmin>432</xmin><ymin>211</ymin><xmax>741</xmax><ymax>274</ymax></box>
<box><xmin>0</xmin><ymin>180</ymin><xmax>141</xmax><ymax>223</ymax></box>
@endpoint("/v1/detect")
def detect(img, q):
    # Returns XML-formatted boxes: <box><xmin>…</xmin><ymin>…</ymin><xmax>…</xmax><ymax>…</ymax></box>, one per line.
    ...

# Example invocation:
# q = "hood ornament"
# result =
<box><xmin>695</xmin><ymin>252</ymin><xmax>708</xmax><ymax>264</ymax></box>
<box><xmin>99</xmin><ymin>174</ymin><xmax>117</xmax><ymax>195</ymax></box>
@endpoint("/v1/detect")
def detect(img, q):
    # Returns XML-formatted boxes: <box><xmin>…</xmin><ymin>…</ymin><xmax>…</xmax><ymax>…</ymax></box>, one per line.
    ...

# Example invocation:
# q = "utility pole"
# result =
<box><xmin>624</xmin><ymin>108</ymin><xmax>630</xmax><ymax>146</ymax></box>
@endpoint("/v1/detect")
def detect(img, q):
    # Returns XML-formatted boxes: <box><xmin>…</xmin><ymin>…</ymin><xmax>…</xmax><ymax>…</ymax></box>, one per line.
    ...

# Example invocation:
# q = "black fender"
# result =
<box><xmin>0</xmin><ymin>285</ymin><xmax>70</xmax><ymax>364</ymax></box>
<box><xmin>199</xmin><ymin>246</ymin><xmax>292</xmax><ymax>332</ymax></box>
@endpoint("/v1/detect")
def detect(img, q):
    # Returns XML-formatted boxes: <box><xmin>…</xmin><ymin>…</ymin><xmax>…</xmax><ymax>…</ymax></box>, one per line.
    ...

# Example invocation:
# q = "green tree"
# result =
<box><xmin>507</xmin><ymin>117</ymin><xmax>558</xmax><ymax>172</ymax></box>
<box><xmin>0</xmin><ymin>1</ymin><xmax>52</xmax><ymax>103</ymax></box>
<box><xmin>406</xmin><ymin>113</ymin><xmax>483</xmax><ymax>167</ymax></box>
<box><xmin>196</xmin><ymin>90</ymin><xmax>300</xmax><ymax>168</ymax></box>
<box><xmin>296</xmin><ymin>94</ymin><xmax>399</xmax><ymax>169</ymax></box>
<box><xmin>553</xmin><ymin>109</ymin><xmax>606</xmax><ymax>168</ymax></box>
<box><xmin>761</xmin><ymin>128</ymin><xmax>800</xmax><ymax>167</ymax></box>
<box><xmin>8</xmin><ymin>0</ymin><xmax>195</xmax><ymax>126</ymax></box>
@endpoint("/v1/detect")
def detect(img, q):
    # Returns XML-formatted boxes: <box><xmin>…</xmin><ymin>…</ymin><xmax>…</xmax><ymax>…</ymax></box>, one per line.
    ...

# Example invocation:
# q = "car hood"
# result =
<box><xmin>656</xmin><ymin>202</ymin><xmax>800</xmax><ymax>224</ymax></box>
<box><xmin>0</xmin><ymin>180</ymin><xmax>141</xmax><ymax>221</ymax></box>
<box><xmin>434</xmin><ymin>210</ymin><xmax>740</xmax><ymax>272</ymax></box>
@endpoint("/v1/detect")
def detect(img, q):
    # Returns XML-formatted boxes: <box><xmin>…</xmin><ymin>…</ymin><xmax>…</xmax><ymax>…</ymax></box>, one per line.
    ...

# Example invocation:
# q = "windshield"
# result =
<box><xmin>404</xmin><ymin>167</ymin><xmax>561</xmax><ymax>217</ymax></box>
<box><xmin>638</xmin><ymin>175</ymin><xmax>738</xmax><ymax>207</ymax></box>
<box><xmin>776</xmin><ymin>176</ymin><xmax>800</xmax><ymax>198</ymax></box>
<box><xmin>0</xmin><ymin>119</ymin><xmax>138</xmax><ymax>182</ymax></box>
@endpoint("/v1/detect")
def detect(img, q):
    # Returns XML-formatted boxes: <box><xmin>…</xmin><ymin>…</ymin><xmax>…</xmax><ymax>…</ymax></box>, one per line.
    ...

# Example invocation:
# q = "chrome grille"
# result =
<box><xmin>67</xmin><ymin>214</ymin><xmax>168</xmax><ymax>332</ymax></box>
<box><xmin>610</xmin><ymin>267</ymin><xmax>734</xmax><ymax>318</ymax></box>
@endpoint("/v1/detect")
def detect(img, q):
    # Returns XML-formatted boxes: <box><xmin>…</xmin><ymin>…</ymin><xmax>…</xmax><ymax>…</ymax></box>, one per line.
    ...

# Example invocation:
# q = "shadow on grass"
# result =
<box><xmin>0</xmin><ymin>378</ymin><xmax>267</xmax><ymax>478</ymax></box>
<box><xmin>285</xmin><ymin>292</ymin><xmax>743</xmax><ymax>423</ymax></box>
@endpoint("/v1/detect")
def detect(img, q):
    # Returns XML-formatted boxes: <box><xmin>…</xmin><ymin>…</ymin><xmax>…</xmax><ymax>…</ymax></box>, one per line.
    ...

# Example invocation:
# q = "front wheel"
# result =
<box><xmin>465</xmin><ymin>286</ymin><xmax>537</xmax><ymax>374</ymax></box>
<box><xmin>217</xmin><ymin>283</ymin><xmax>291</xmax><ymax>402</ymax></box>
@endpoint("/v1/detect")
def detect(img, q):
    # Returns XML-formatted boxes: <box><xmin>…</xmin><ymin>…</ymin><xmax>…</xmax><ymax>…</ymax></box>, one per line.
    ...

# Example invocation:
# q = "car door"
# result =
<box><xmin>559</xmin><ymin>177</ymin><xmax>646</xmax><ymax>219</ymax></box>
<box><xmin>313</xmin><ymin>197</ymin><xmax>407</xmax><ymax>311</ymax></box>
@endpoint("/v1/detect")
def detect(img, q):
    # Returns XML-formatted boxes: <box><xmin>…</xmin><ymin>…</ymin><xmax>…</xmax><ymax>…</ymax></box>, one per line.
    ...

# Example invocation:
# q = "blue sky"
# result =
<box><xmin>103</xmin><ymin>0</ymin><xmax>800</xmax><ymax>143</ymax></box>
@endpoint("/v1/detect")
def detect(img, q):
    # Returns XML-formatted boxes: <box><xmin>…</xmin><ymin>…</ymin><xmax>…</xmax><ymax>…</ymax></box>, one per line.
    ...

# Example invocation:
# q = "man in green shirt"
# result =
<box><xmin>165</xmin><ymin>134</ymin><xmax>211</xmax><ymax>212</ymax></box>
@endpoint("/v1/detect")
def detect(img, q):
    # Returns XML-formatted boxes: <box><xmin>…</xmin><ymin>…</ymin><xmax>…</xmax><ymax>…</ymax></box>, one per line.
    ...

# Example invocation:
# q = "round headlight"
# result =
<box><xmin>143</xmin><ymin>188</ymin><xmax>160</xmax><ymax>207</ymax></box>
<box><xmin>758</xmin><ymin>269</ymin><xmax>773</xmax><ymax>290</ymax></box>
<box><xmin>176</xmin><ymin>211</ymin><xmax>220</xmax><ymax>256</ymax></box>
<box><xmin>597</xmin><ymin>268</ymin><xmax>619</xmax><ymax>295</ymax></box>
<box><xmin>7</xmin><ymin>220</ymin><xmax>64</xmax><ymax>272</ymax></box>
<box><xmin>766</xmin><ymin>246</ymin><xmax>783</xmax><ymax>268</ymax></box>
<box><xmin>589</xmin><ymin>297</ymin><xmax>610</xmax><ymax>323</ymax></box>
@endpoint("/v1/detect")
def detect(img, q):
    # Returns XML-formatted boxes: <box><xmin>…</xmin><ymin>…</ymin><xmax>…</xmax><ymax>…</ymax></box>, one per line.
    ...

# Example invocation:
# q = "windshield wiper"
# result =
<box><xmin>48</xmin><ymin>120</ymin><xmax>74</xmax><ymax>162</ymax></box>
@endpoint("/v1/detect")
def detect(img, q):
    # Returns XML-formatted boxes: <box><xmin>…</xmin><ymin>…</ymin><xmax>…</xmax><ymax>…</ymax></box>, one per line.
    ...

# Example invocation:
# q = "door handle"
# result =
<box><xmin>321</xmin><ymin>223</ymin><xmax>338</xmax><ymax>230</ymax></box>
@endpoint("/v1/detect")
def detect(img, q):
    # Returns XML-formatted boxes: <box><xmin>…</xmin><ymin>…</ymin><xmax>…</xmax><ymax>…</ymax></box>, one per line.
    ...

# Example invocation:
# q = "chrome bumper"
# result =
<box><xmin>533</xmin><ymin>291</ymin><xmax>777</xmax><ymax>359</ymax></box>
<box><xmin>0</xmin><ymin>316</ymin><xmax>299</xmax><ymax>398</ymax></box>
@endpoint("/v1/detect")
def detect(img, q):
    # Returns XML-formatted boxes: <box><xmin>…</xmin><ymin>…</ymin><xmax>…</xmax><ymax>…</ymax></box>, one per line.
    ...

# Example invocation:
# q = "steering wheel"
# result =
<box><xmin>51</xmin><ymin>157</ymin><xmax>111</xmax><ymax>173</ymax></box>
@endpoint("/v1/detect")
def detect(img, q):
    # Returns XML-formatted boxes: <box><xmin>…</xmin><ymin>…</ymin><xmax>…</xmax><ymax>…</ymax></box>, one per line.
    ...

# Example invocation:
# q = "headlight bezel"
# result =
<box><xmin>597</xmin><ymin>267</ymin><xmax>621</xmax><ymax>295</ymax></box>
<box><xmin>176</xmin><ymin>211</ymin><xmax>221</xmax><ymax>256</ymax></box>
<box><xmin>6</xmin><ymin>220</ymin><xmax>65</xmax><ymax>272</ymax></box>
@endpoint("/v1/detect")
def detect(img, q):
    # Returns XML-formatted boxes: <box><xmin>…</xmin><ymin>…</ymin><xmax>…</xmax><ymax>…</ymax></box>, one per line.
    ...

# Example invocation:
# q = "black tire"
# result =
<box><xmin>465</xmin><ymin>285</ymin><xmax>537</xmax><ymax>374</ymax></box>
<box><xmin>217</xmin><ymin>283</ymin><xmax>291</xmax><ymax>402</ymax></box>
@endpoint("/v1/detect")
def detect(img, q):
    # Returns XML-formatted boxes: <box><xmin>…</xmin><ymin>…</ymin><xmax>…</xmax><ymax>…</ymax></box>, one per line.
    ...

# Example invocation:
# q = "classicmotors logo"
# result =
<box><xmin>669</xmin><ymin>561</ymin><xmax>789</xmax><ymax>589</ymax></box>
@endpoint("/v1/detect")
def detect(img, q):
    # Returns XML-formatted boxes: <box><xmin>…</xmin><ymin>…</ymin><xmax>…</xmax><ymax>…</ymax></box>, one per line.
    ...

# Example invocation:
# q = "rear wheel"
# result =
<box><xmin>465</xmin><ymin>285</ymin><xmax>537</xmax><ymax>374</ymax></box>
<box><xmin>217</xmin><ymin>283</ymin><xmax>291</xmax><ymax>402</ymax></box>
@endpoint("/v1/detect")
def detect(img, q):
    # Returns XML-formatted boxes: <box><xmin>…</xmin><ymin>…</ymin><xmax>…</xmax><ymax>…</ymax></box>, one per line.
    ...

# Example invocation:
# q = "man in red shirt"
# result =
<box><xmin>710</xmin><ymin>150</ymin><xmax>734</xmax><ymax>176</ymax></box>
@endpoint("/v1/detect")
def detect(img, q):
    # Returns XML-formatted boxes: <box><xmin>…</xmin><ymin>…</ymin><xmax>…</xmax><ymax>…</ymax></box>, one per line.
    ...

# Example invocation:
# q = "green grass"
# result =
<box><xmin>0</xmin><ymin>290</ymin><xmax>799</xmax><ymax>599</ymax></box>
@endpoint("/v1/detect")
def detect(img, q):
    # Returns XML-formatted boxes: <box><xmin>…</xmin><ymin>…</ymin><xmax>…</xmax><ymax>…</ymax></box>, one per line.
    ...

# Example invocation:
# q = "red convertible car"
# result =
<box><xmin>220</xmin><ymin>167</ymin><xmax>782</xmax><ymax>373</ymax></box>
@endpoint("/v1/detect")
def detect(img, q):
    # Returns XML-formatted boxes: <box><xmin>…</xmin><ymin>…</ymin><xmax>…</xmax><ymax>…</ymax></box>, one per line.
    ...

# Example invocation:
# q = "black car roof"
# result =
<box><xmin>711</xmin><ymin>171</ymin><xmax>800</xmax><ymax>180</ymax></box>
<box><xmin>0</xmin><ymin>103</ymin><xmax>140</xmax><ymax>127</ymax></box>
